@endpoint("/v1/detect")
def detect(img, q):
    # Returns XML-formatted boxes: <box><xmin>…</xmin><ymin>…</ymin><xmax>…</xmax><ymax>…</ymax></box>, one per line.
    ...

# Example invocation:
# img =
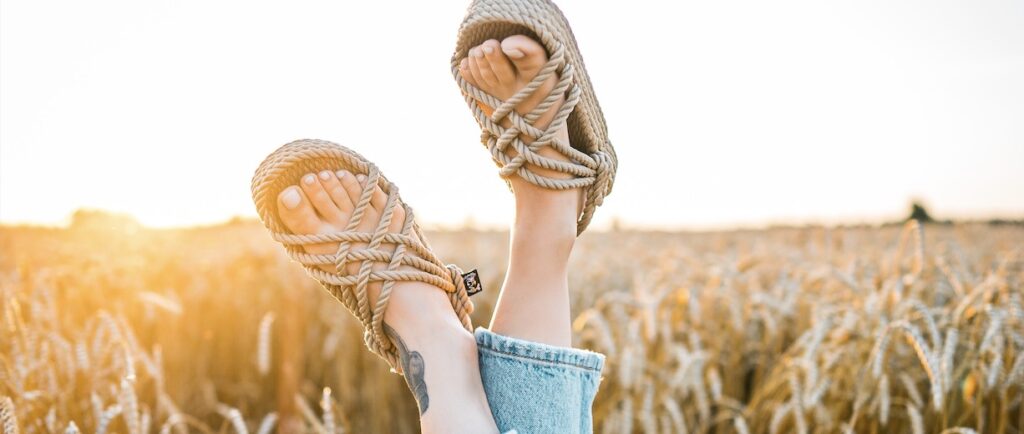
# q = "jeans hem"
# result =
<box><xmin>474</xmin><ymin>327</ymin><xmax>605</xmax><ymax>373</ymax></box>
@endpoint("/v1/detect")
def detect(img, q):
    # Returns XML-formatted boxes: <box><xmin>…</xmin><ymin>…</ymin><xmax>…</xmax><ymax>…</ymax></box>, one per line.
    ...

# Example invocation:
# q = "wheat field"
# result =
<box><xmin>0</xmin><ymin>219</ymin><xmax>1021</xmax><ymax>433</ymax></box>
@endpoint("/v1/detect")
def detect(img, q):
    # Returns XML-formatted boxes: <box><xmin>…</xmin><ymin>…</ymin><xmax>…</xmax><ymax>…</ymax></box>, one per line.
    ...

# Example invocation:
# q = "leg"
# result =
<box><xmin>492</xmin><ymin>177</ymin><xmax>577</xmax><ymax>347</ymax></box>
<box><xmin>276</xmin><ymin>171</ymin><xmax>498</xmax><ymax>433</ymax></box>
<box><xmin>459</xmin><ymin>36</ymin><xmax>581</xmax><ymax>347</ymax></box>
<box><xmin>461</xmin><ymin>36</ymin><xmax>604</xmax><ymax>433</ymax></box>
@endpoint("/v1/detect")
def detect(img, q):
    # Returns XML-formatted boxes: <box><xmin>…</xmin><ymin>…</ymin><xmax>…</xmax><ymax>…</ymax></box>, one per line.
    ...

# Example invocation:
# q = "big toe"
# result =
<box><xmin>501</xmin><ymin>35</ymin><xmax>547</xmax><ymax>77</ymax></box>
<box><xmin>277</xmin><ymin>186</ymin><xmax>321</xmax><ymax>235</ymax></box>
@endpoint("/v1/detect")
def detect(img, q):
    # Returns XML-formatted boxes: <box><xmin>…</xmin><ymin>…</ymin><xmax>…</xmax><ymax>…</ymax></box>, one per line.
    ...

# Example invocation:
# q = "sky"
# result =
<box><xmin>2</xmin><ymin>0</ymin><xmax>1022</xmax><ymax>230</ymax></box>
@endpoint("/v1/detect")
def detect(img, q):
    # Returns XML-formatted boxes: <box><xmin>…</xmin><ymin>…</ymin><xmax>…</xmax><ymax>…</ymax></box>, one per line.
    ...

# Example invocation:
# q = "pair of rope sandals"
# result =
<box><xmin>250</xmin><ymin>0</ymin><xmax>617</xmax><ymax>374</ymax></box>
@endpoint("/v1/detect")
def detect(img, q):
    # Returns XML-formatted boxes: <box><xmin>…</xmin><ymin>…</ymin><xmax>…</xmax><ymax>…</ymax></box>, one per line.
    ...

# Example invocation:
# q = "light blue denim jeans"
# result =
<box><xmin>475</xmin><ymin>327</ymin><xmax>605</xmax><ymax>434</ymax></box>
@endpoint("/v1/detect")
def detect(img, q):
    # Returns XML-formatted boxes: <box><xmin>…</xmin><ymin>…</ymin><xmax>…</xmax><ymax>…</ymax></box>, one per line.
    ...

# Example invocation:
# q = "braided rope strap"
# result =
<box><xmin>452</xmin><ymin>0</ymin><xmax>617</xmax><ymax>235</ymax></box>
<box><xmin>251</xmin><ymin>139</ymin><xmax>475</xmax><ymax>374</ymax></box>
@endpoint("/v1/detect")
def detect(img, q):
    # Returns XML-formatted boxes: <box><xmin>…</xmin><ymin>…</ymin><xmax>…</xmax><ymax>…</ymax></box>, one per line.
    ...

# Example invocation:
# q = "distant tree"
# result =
<box><xmin>460</xmin><ymin>215</ymin><xmax>479</xmax><ymax>232</ymax></box>
<box><xmin>610</xmin><ymin>216</ymin><xmax>623</xmax><ymax>232</ymax></box>
<box><xmin>907</xmin><ymin>201</ymin><xmax>934</xmax><ymax>223</ymax></box>
<box><xmin>69</xmin><ymin>208</ymin><xmax>140</xmax><ymax>233</ymax></box>
<box><xmin>226</xmin><ymin>215</ymin><xmax>254</xmax><ymax>226</ymax></box>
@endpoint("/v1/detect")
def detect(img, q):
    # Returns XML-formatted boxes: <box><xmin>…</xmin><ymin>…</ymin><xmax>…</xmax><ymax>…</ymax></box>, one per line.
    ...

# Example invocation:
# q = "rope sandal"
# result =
<box><xmin>452</xmin><ymin>0</ymin><xmax>617</xmax><ymax>235</ymax></box>
<box><xmin>251</xmin><ymin>139</ymin><xmax>478</xmax><ymax>373</ymax></box>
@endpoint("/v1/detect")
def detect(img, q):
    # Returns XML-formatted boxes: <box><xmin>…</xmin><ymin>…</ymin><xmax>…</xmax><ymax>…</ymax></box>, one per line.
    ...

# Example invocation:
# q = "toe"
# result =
<box><xmin>501</xmin><ymin>35</ymin><xmax>548</xmax><ymax>78</ymax></box>
<box><xmin>357</xmin><ymin>175</ymin><xmax>393</xmax><ymax>223</ymax></box>
<box><xmin>354</xmin><ymin>174</ymin><xmax>380</xmax><ymax>230</ymax></box>
<box><xmin>320</xmin><ymin>170</ymin><xmax>354</xmax><ymax>213</ymax></box>
<box><xmin>277</xmin><ymin>186</ymin><xmax>320</xmax><ymax>234</ymax></box>
<box><xmin>369</xmin><ymin>182</ymin><xmax>400</xmax><ymax>232</ymax></box>
<box><xmin>482</xmin><ymin>39</ymin><xmax>515</xmax><ymax>85</ymax></box>
<box><xmin>388</xmin><ymin>203</ymin><xmax>406</xmax><ymax>232</ymax></box>
<box><xmin>339</xmin><ymin>170</ymin><xmax>366</xmax><ymax>209</ymax></box>
<box><xmin>300</xmin><ymin>172</ymin><xmax>344</xmax><ymax>224</ymax></box>
<box><xmin>278</xmin><ymin>185</ymin><xmax>336</xmax><ymax>270</ymax></box>
<box><xmin>470</xmin><ymin>46</ymin><xmax>499</xmax><ymax>87</ymax></box>
<box><xmin>368</xmin><ymin>179</ymin><xmax>390</xmax><ymax>213</ymax></box>
<box><xmin>459</xmin><ymin>58</ymin><xmax>477</xmax><ymax>87</ymax></box>
<box><xmin>467</xmin><ymin>54</ymin><xmax>488</xmax><ymax>90</ymax></box>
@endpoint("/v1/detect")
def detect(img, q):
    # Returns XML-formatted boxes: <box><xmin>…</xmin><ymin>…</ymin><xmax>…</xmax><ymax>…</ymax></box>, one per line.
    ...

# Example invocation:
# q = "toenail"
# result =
<box><xmin>471</xmin><ymin>48</ymin><xmax>483</xmax><ymax>58</ymax></box>
<box><xmin>356</xmin><ymin>174</ymin><xmax>366</xmax><ymax>183</ymax></box>
<box><xmin>482</xmin><ymin>45</ymin><xmax>494</xmax><ymax>54</ymax></box>
<box><xmin>319</xmin><ymin>171</ymin><xmax>331</xmax><ymax>180</ymax></box>
<box><xmin>303</xmin><ymin>174</ymin><xmax>316</xmax><ymax>185</ymax></box>
<box><xmin>336</xmin><ymin>170</ymin><xmax>346</xmax><ymax>178</ymax></box>
<box><xmin>503</xmin><ymin>48</ymin><xmax>525</xmax><ymax>59</ymax></box>
<box><xmin>281</xmin><ymin>188</ymin><xmax>302</xmax><ymax>209</ymax></box>
<box><xmin>460</xmin><ymin>59</ymin><xmax>469</xmax><ymax>69</ymax></box>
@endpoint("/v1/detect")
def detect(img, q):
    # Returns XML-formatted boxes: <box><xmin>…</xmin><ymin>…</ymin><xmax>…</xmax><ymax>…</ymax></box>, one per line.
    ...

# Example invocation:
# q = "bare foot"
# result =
<box><xmin>276</xmin><ymin>171</ymin><xmax>497</xmax><ymax>433</ymax></box>
<box><xmin>460</xmin><ymin>35</ymin><xmax>580</xmax><ymax>242</ymax></box>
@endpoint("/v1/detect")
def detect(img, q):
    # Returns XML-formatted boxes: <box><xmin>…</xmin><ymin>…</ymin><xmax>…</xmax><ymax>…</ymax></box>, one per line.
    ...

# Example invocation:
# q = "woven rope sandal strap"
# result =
<box><xmin>252</xmin><ymin>139</ymin><xmax>474</xmax><ymax>374</ymax></box>
<box><xmin>453</xmin><ymin>30</ymin><xmax>613</xmax><ymax>236</ymax></box>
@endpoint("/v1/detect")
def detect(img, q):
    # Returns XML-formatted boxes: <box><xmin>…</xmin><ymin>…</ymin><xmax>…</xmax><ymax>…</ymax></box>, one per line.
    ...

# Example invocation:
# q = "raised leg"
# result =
<box><xmin>462</xmin><ymin>35</ymin><xmax>604</xmax><ymax>434</ymax></box>
<box><xmin>276</xmin><ymin>171</ymin><xmax>498</xmax><ymax>433</ymax></box>
<box><xmin>460</xmin><ymin>35</ymin><xmax>580</xmax><ymax>347</ymax></box>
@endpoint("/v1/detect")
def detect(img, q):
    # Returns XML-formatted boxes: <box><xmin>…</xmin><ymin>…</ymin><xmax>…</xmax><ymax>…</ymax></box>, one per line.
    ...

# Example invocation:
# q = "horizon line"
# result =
<box><xmin>2</xmin><ymin>208</ymin><xmax>1022</xmax><ymax>233</ymax></box>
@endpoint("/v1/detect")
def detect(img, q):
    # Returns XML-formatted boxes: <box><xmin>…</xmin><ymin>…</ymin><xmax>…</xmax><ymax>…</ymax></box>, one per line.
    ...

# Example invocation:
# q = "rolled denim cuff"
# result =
<box><xmin>475</xmin><ymin>327</ymin><xmax>605</xmax><ymax>373</ymax></box>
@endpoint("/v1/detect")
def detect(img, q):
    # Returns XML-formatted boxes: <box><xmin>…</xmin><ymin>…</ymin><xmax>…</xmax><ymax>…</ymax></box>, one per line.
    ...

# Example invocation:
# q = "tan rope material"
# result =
<box><xmin>452</xmin><ymin>0</ymin><xmax>617</xmax><ymax>235</ymax></box>
<box><xmin>251</xmin><ymin>139</ymin><xmax>474</xmax><ymax>374</ymax></box>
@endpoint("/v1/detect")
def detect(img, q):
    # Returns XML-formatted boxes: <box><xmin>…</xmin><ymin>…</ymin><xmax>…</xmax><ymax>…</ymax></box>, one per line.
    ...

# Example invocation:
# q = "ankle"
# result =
<box><xmin>384</xmin><ymin>283</ymin><xmax>471</xmax><ymax>342</ymax></box>
<box><xmin>512</xmin><ymin>204</ymin><xmax>577</xmax><ymax>249</ymax></box>
<box><xmin>514</xmin><ymin>187</ymin><xmax>578</xmax><ymax>227</ymax></box>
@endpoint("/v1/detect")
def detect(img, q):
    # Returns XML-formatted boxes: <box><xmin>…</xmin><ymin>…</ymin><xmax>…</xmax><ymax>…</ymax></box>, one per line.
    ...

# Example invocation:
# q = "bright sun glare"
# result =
<box><xmin>1</xmin><ymin>0</ymin><xmax>1022</xmax><ymax>229</ymax></box>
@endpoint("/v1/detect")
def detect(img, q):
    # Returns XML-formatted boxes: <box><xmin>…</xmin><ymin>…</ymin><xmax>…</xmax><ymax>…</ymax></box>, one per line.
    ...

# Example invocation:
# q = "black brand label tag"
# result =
<box><xmin>462</xmin><ymin>269</ymin><xmax>483</xmax><ymax>296</ymax></box>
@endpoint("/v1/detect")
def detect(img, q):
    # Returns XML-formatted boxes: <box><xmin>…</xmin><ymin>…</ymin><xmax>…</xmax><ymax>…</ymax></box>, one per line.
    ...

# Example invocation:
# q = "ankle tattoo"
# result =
<box><xmin>384</xmin><ymin>324</ymin><xmax>429</xmax><ymax>415</ymax></box>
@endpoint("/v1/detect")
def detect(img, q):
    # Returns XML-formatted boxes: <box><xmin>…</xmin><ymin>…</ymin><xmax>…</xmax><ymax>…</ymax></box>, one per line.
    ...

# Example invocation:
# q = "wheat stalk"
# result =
<box><xmin>878</xmin><ymin>374</ymin><xmax>890</xmax><ymax>425</ymax></box>
<box><xmin>1005</xmin><ymin>355</ymin><xmax>1024</xmax><ymax>392</ymax></box>
<box><xmin>0</xmin><ymin>397</ymin><xmax>17</xmax><ymax>434</ymax></box>
<box><xmin>257</xmin><ymin>312</ymin><xmax>275</xmax><ymax>376</ymax></box>
<box><xmin>940</xmin><ymin>428</ymin><xmax>978</xmax><ymax>434</ymax></box>
<box><xmin>769</xmin><ymin>401</ymin><xmax>794</xmax><ymax>434</ymax></box>
<box><xmin>874</xmin><ymin>320</ymin><xmax>944</xmax><ymax>409</ymax></box>
<box><xmin>733</xmin><ymin>416</ymin><xmax>751</xmax><ymax>434</ymax></box>
<box><xmin>157</xmin><ymin>414</ymin><xmax>185</xmax><ymax>434</ymax></box>
<box><xmin>140</xmin><ymin>407</ymin><xmax>151</xmax><ymax>434</ymax></box>
<box><xmin>256</xmin><ymin>413</ymin><xmax>278</xmax><ymax>434</ymax></box>
<box><xmin>137</xmin><ymin>291</ymin><xmax>183</xmax><ymax>316</ymax></box>
<box><xmin>941</xmin><ymin>328</ymin><xmax>958</xmax><ymax>393</ymax></box>
<box><xmin>707</xmin><ymin>366</ymin><xmax>722</xmax><ymax>401</ymax></box>
<box><xmin>95</xmin><ymin>405</ymin><xmax>122</xmax><ymax>434</ymax></box>
<box><xmin>899</xmin><ymin>373</ymin><xmax>923</xmax><ymax>408</ymax></box>
<box><xmin>118</xmin><ymin>378</ymin><xmax>140</xmax><ymax>434</ymax></box>
<box><xmin>216</xmin><ymin>404</ymin><xmax>249</xmax><ymax>434</ymax></box>
<box><xmin>295</xmin><ymin>394</ymin><xmax>329</xmax><ymax>434</ymax></box>
<box><xmin>662</xmin><ymin>397</ymin><xmax>687</xmax><ymax>434</ymax></box>
<box><xmin>906</xmin><ymin>404</ymin><xmax>924</xmax><ymax>434</ymax></box>
<box><xmin>903</xmin><ymin>300</ymin><xmax>941</xmax><ymax>349</ymax></box>
<box><xmin>321</xmin><ymin>388</ymin><xmax>336</xmax><ymax>434</ymax></box>
<box><xmin>63</xmin><ymin>422</ymin><xmax>80</xmax><ymax>434</ymax></box>
<box><xmin>640</xmin><ymin>384</ymin><xmax>656</xmax><ymax>434</ymax></box>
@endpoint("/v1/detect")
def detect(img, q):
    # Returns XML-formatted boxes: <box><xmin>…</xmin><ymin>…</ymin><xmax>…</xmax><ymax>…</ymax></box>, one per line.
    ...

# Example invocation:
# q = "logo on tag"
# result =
<box><xmin>462</xmin><ymin>269</ymin><xmax>483</xmax><ymax>296</ymax></box>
